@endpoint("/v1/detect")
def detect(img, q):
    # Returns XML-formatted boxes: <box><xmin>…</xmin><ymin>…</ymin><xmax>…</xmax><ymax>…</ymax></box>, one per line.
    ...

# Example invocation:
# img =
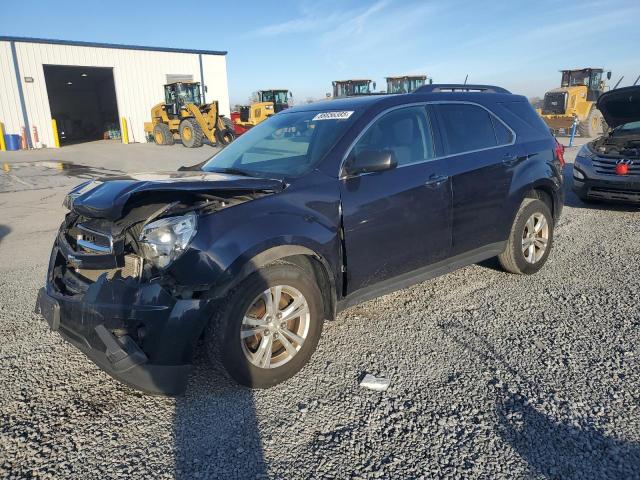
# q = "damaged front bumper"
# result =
<box><xmin>35</xmin><ymin>245</ymin><xmax>214</xmax><ymax>395</ymax></box>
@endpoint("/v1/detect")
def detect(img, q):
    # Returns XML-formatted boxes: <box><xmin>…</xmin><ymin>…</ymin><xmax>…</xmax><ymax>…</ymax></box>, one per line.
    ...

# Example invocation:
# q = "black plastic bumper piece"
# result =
<box><xmin>573</xmin><ymin>178</ymin><xmax>640</xmax><ymax>203</ymax></box>
<box><xmin>35</xmin><ymin>285</ymin><xmax>205</xmax><ymax>396</ymax></box>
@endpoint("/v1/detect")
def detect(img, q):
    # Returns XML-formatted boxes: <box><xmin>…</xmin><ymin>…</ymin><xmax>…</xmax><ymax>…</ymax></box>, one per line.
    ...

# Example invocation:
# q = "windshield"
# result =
<box><xmin>260</xmin><ymin>90</ymin><xmax>289</xmax><ymax>104</ymax></box>
<box><xmin>273</xmin><ymin>91</ymin><xmax>289</xmax><ymax>104</ymax></box>
<box><xmin>352</xmin><ymin>83</ymin><xmax>371</xmax><ymax>95</ymax></box>
<box><xmin>561</xmin><ymin>71</ymin><xmax>591</xmax><ymax>88</ymax></box>
<box><xmin>202</xmin><ymin>109</ymin><xmax>359</xmax><ymax>178</ymax></box>
<box><xmin>167</xmin><ymin>83</ymin><xmax>200</xmax><ymax>105</ymax></box>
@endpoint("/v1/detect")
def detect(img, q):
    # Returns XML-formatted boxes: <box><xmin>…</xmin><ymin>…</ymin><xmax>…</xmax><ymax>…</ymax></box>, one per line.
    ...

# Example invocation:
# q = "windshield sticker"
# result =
<box><xmin>312</xmin><ymin>111</ymin><xmax>354</xmax><ymax>121</ymax></box>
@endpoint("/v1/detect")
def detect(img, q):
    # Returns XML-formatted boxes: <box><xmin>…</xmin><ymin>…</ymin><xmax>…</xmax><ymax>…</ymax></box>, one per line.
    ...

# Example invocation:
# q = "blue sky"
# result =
<box><xmin>1</xmin><ymin>0</ymin><xmax>639</xmax><ymax>105</ymax></box>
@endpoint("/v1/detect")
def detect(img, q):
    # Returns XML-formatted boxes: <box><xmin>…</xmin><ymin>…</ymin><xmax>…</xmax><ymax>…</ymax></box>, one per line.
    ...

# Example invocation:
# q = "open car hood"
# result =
<box><xmin>597</xmin><ymin>86</ymin><xmax>640</xmax><ymax>129</ymax></box>
<box><xmin>65</xmin><ymin>171</ymin><xmax>284</xmax><ymax>220</ymax></box>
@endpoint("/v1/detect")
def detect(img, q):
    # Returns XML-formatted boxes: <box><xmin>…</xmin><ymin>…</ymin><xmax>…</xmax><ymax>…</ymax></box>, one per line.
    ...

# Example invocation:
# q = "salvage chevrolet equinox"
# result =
<box><xmin>36</xmin><ymin>84</ymin><xmax>564</xmax><ymax>395</ymax></box>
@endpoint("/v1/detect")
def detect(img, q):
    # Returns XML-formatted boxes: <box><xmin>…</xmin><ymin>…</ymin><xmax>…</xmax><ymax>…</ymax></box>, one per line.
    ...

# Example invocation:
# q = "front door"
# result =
<box><xmin>340</xmin><ymin>105</ymin><xmax>452</xmax><ymax>294</ymax></box>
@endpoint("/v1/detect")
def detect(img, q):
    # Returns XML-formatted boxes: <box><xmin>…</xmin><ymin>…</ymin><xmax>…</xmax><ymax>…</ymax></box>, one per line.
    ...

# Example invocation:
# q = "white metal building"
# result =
<box><xmin>0</xmin><ymin>36</ymin><xmax>230</xmax><ymax>148</ymax></box>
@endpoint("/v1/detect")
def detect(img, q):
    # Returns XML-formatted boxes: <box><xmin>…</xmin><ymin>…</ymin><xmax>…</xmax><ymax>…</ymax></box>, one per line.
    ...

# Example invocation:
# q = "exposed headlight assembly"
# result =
<box><xmin>139</xmin><ymin>212</ymin><xmax>197</xmax><ymax>268</ymax></box>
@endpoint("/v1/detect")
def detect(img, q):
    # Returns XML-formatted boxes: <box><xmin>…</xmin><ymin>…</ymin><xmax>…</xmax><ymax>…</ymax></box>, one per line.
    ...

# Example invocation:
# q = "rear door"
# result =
<box><xmin>432</xmin><ymin>102</ymin><xmax>522</xmax><ymax>255</ymax></box>
<box><xmin>339</xmin><ymin>105</ymin><xmax>452</xmax><ymax>293</ymax></box>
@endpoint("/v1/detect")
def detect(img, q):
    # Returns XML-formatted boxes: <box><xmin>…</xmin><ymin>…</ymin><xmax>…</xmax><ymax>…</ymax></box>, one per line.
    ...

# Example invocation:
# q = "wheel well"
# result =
<box><xmin>275</xmin><ymin>254</ymin><xmax>336</xmax><ymax>322</ymax></box>
<box><xmin>526</xmin><ymin>188</ymin><xmax>554</xmax><ymax>217</ymax></box>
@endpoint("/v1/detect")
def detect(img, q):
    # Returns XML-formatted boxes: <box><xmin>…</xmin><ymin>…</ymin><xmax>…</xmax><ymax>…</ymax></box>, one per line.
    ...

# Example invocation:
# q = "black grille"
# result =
<box><xmin>588</xmin><ymin>187</ymin><xmax>640</xmax><ymax>202</ymax></box>
<box><xmin>542</xmin><ymin>92</ymin><xmax>567</xmax><ymax>115</ymax></box>
<box><xmin>592</xmin><ymin>157</ymin><xmax>640</xmax><ymax>176</ymax></box>
<box><xmin>240</xmin><ymin>106</ymin><xmax>250</xmax><ymax>122</ymax></box>
<box><xmin>65</xmin><ymin>221</ymin><xmax>113</xmax><ymax>254</ymax></box>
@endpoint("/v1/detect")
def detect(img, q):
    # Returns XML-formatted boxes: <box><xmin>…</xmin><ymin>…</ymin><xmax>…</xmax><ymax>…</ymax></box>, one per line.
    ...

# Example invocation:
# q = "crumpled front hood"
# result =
<box><xmin>597</xmin><ymin>86</ymin><xmax>640</xmax><ymax>129</ymax></box>
<box><xmin>65</xmin><ymin>171</ymin><xmax>284</xmax><ymax>220</ymax></box>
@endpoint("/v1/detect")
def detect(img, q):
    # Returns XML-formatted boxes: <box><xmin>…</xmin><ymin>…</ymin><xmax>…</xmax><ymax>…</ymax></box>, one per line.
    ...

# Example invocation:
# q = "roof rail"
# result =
<box><xmin>415</xmin><ymin>84</ymin><xmax>511</xmax><ymax>94</ymax></box>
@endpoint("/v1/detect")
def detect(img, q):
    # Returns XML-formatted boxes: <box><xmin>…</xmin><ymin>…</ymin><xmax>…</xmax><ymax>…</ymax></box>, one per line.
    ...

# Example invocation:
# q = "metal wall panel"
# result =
<box><xmin>1</xmin><ymin>40</ymin><xmax>229</xmax><ymax>148</ymax></box>
<box><xmin>0</xmin><ymin>41</ymin><xmax>25</xmax><ymax>138</ymax></box>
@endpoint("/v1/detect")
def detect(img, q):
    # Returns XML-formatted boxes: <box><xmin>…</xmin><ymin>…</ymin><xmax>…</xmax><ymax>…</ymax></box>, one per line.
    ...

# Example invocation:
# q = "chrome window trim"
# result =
<box><xmin>339</xmin><ymin>100</ymin><xmax>517</xmax><ymax>179</ymax></box>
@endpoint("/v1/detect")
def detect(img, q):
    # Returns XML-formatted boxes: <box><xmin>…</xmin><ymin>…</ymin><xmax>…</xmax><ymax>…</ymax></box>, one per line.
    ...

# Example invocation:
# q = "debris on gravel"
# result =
<box><xmin>359</xmin><ymin>374</ymin><xmax>391</xmax><ymax>392</ymax></box>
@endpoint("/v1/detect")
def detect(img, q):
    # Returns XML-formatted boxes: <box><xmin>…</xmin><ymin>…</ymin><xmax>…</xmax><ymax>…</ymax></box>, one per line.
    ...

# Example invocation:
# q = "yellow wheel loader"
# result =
<box><xmin>144</xmin><ymin>82</ymin><xmax>235</xmax><ymax>148</ymax></box>
<box><xmin>386</xmin><ymin>75</ymin><xmax>430</xmax><ymax>93</ymax></box>
<box><xmin>537</xmin><ymin>68</ymin><xmax>611</xmax><ymax>137</ymax></box>
<box><xmin>232</xmin><ymin>89</ymin><xmax>292</xmax><ymax>133</ymax></box>
<box><xmin>332</xmin><ymin>79</ymin><xmax>375</xmax><ymax>98</ymax></box>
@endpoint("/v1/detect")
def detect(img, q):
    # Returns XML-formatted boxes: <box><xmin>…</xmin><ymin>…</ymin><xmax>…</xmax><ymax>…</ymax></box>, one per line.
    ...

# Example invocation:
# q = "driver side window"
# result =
<box><xmin>350</xmin><ymin>106</ymin><xmax>435</xmax><ymax>168</ymax></box>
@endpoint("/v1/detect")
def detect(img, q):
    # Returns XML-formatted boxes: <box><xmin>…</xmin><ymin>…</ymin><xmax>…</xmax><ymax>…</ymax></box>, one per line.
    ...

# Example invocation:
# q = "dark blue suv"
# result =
<box><xmin>36</xmin><ymin>84</ymin><xmax>564</xmax><ymax>394</ymax></box>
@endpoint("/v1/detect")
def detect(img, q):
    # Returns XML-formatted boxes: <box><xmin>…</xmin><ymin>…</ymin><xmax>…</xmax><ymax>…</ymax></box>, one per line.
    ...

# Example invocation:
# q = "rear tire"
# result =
<box><xmin>578</xmin><ymin>107</ymin><xmax>603</xmax><ymax>137</ymax></box>
<box><xmin>204</xmin><ymin>263</ymin><xmax>324</xmax><ymax>388</ymax></box>
<box><xmin>179</xmin><ymin>118</ymin><xmax>204</xmax><ymax>148</ymax></box>
<box><xmin>498</xmin><ymin>198</ymin><xmax>554</xmax><ymax>275</ymax></box>
<box><xmin>153</xmin><ymin>123</ymin><xmax>174</xmax><ymax>146</ymax></box>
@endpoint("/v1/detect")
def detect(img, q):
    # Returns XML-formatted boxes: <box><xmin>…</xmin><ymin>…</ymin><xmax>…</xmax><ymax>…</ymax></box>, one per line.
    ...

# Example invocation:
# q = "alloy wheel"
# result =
<box><xmin>521</xmin><ymin>212</ymin><xmax>549</xmax><ymax>264</ymax></box>
<box><xmin>240</xmin><ymin>285</ymin><xmax>310</xmax><ymax>369</ymax></box>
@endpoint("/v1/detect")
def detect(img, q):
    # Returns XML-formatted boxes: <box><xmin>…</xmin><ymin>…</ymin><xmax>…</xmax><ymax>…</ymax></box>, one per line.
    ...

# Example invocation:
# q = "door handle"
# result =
<box><xmin>502</xmin><ymin>153</ymin><xmax>528</xmax><ymax>166</ymax></box>
<box><xmin>424</xmin><ymin>174</ymin><xmax>449</xmax><ymax>188</ymax></box>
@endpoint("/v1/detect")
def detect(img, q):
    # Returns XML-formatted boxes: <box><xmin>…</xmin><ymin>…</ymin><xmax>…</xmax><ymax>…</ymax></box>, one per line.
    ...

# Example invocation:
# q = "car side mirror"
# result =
<box><xmin>607</xmin><ymin>71</ymin><xmax>612</xmax><ymax>80</ymax></box>
<box><xmin>345</xmin><ymin>150</ymin><xmax>397</xmax><ymax>176</ymax></box>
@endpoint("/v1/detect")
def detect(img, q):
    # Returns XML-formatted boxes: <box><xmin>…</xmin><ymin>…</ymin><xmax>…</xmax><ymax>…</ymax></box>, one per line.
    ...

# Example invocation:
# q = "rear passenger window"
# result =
<box><xmin>436</xmin><ymin>103</ymin><xmax>513</xmax><ymax>154</ymax></box>
<box><xmin>437</xmin><ymin>104</ymin><xmax>497</xmax><ymax>154</ymax></box>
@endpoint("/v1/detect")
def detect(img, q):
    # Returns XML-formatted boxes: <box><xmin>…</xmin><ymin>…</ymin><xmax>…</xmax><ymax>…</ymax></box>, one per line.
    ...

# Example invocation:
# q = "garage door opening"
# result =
<box><xmin>43</xmin><ymin>65</ymin><xmax>120</xmax><ymax>146</ymax></box>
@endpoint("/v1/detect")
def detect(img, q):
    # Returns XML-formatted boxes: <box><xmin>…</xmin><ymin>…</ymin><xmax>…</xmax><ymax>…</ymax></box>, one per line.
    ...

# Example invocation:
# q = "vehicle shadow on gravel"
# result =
<box><xmin>496</xmin><ymin>392</ymin><xmax>640</xmax><ymax>479</ymax></box>
<box><xmin>173</xmin><ymin>359</ymin><xmax>267</xmax><ymax>479</ymax></box>
<box><xmin>438</xmin><ymin>320</ymin><xmax>640</xmax><ymax>479</ymax></box>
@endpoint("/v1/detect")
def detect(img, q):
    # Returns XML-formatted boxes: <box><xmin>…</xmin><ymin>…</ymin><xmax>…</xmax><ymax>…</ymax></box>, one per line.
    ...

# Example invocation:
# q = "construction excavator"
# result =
<box><xmin>144</xmin><ymin>81</ymin><xmax>235</xmax><ymax>148</ymax></box>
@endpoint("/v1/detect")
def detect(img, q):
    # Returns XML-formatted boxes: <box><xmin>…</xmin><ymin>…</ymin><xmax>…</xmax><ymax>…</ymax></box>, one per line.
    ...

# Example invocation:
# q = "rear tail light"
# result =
<box><xmin>555</xmin><ymin>140</ymin><xmax>565</xmax><ymax>167</ymax></box>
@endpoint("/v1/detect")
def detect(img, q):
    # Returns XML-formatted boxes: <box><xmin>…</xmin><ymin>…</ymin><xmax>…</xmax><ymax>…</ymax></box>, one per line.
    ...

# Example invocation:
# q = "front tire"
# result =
<box><xmin>205</xmin><ymin>263</ymin><xmax>324</xmax><ymax>388</ymax></box>
<box><xmin>179</xmin><ymin>118</ymin><xmax>204</xmax><ymax>148</ymax></box>
<box><xmin>578</xmin><ymin>107</ymin><xmax>603</xmax><ymax>138</ymax></box>
<box><xmin>153</xmin><ymin>123</ymin><xmax>174</xmax><ymax>146</ymax></box>
<box><xmin>498</xmin><ymin>198</ymin><xmax>554</xmax><ymax>275</ymax></box>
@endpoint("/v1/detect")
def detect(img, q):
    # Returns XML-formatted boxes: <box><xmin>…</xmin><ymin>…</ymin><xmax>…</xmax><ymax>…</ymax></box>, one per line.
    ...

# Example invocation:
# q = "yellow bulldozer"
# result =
<box><xmin>537</xmin><ymin>68</ymin><xmax>611</xmax><ymax>137</ymax></box>
<box><xmin>232</xmin><ymin>89</ymin><xmax>292</xmax><ymax>133</ymax></box>
<box><xmin>144</xmin><ymin>81</ymin><xmax>235</xmax><ymax>148</ymax></box>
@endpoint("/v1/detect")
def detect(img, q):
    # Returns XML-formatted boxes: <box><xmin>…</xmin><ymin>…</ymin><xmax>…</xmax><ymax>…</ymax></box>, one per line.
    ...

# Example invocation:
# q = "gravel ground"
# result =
<box><xmin>1</xmin><ymin>140</ymin><xmax>639</xmax><ymax>479</ymax></box>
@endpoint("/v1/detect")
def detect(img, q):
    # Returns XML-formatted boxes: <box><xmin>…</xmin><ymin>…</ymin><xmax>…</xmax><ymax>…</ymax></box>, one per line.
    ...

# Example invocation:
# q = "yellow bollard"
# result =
<box><xmin>121</xmin><ymin>117</ymin><xmax>129</xmax><ymax>144</ymax></box>
<box><xmin>0</xmin><ymin>122</ymin><xmax>6</xmax><ymax>151</ymax></box>
<box><xmin>51</xmin><ymin>119</ymin><xmax>60</xmax><ymax>148</ymax></box>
